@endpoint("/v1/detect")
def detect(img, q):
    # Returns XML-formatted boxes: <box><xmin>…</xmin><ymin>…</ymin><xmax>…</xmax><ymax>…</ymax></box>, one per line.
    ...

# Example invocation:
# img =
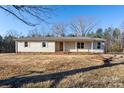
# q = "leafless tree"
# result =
<box><xmin>120</xmin><ymin>21</ymin><xmax>124</xmax><ymax>51</ymax></box>
<box><xmin>70</xmin><ymin>17</ymin><xmax>97</xmax><ymax>37</ymax></box>
<box><xmin>51</xmin><ymin>23</ymin><xmax>66</xmax><ymax>37</ymax></box>
<box><xmin>0</xmin><ymin>5</ymin><xmax>55</xmax><ymax>26</ymax></box>
<box><xmin>104</xmin><ymin>26</ymin><xmax>122</xmax><ymax>53</ymax></box>
<box><xmin>3</xmin><ymin>30</ymin><xmax>20</xmax><ymax>53</ymax></box>
<box><xmin>27</xmin><ymin>28</ymin><xmax>42</xmax><ymax>37</ymax></box>
<box><xmin>6</xmin><ymin>30</ymin><xmax>22</xmax><ymax>38</ymax></box>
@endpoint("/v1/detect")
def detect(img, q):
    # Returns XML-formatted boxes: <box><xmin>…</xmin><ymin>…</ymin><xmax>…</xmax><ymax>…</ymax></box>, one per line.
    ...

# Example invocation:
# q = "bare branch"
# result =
<box><xmin>52</xmin><ymin>23</ymin><xmax>66</xmax><ymax>37</ymax></box>
<box><xmin>0</xmin><ymin>6</ymin><xmax>36</xmax><ymax>26</ymax></box>
<box><xmin>0</xmin><ymin>5</ymin><xmax>55</xmax><ymax>26</ymax></box>
<box><xmin>70</xmin><ymin>17</ymin><xmax>97</xmax><ymax>37</ymax></box>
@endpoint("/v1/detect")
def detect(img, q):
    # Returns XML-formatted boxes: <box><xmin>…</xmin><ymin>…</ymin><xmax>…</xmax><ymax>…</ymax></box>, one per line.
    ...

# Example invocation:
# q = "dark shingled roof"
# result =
<box><xmin>15</xmin><ymin>37</ymin><xmax>106</xmax><ymax>42</ymax></box>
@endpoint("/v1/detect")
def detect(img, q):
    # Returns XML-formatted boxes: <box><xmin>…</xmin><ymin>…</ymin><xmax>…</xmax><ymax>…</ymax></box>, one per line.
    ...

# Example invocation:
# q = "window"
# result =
<box><xmin>77</xmin><ymin>42</ymin><xmax>84</xmax><ymax>49</ymax></box>
<box><xmin>77</xmin><ymin>42</ymin><xmax>80</xmax><ymax>49</ymax></box>
<box><xmin>81</xmin><ymin>43</ymin><xmax>84</xmax><ymax>48</ymax></box>
<box><xmin>42</xmin><ymin>42</ymin><xmax>46</xmax><ymax>47</ymax></box>
<box><xmin>24</xmin><ymin>42</ymin><xmax>28</xmax><ymax>47</ymax></box>
<box><xmin>97</xmin><ymin>42</ymin><xmax>101</xmax><ymax>49</ymax></box>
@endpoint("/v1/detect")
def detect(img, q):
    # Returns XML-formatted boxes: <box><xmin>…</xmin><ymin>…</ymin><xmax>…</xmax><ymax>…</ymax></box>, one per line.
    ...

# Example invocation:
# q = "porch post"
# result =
<box><xmin>91</xmin><ymin>41</ymin><xmax>93</xmax><ymax>52</ymax></box>
<box><xmin>75</xmin><ymin>41</ymin><xmax>78</xmax><ymax>52</ymax></box>
<box><xmin>15</xmin><ymin>41</ymin><xmax>18</xmax><ymax>53</ymax></box>
<box><xmin>63</xmin><ymin>41</ymin><xmax>65</xmax><ymax>52</ymax></box>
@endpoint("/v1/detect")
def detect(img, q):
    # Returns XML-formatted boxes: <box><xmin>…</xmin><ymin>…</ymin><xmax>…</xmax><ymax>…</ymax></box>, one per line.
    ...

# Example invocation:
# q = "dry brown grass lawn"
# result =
<box><xmin>0</xmin><ymin>53</ymin><xmax>124</xmax><ymax>88</ymax></box>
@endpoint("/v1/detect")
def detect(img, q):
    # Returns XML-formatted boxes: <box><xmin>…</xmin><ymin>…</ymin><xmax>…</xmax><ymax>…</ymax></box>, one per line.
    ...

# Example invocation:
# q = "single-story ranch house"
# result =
<box><xmin>15</xmin><ymin>37</ymin><xmax>105</xmax><ymax>53</ymax></box>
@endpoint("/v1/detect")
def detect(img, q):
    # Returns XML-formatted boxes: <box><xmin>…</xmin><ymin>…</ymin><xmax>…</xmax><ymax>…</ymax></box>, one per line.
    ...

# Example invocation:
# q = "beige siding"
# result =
<box><xmin>64</xmin><ymin>41</ymin><xmax>92</xmax><ymax>52</ymax></box>
<box><xmin>17</xmin><ymin>41</ymin><xmax>55</xmax><ymax>52</ymax></box>
<box><xmin>16</xmin><ymin>41</ymin><xmax>105</xmax><ymax>53</ymax></box>
<box><xmin>64</xmin><ymin>41</ymin><xmax>104</xmax><ymax>53</ymax></box>
<box><xmin>93</xmin><ymin>41</ymin><xmax>104</xmax><ymax>49</ymax></box>
<box><xmin>84</xmin><ymin>42</ymin><xmax>91</xmax><ymax>49</ymax></box>
<box><xmin>89</xmin><ymin>49</ymin><xmax>104</xmax><ymax>53</ymax></box>
<box><xmin>64</xmin><ymin>42</ymin><xmax>77</xmax><ymax>52</ymax></box>
<box><xmin>55</xmin><ymin>42</ymin><xmax>60</xmax><ymax>51</ymax></box>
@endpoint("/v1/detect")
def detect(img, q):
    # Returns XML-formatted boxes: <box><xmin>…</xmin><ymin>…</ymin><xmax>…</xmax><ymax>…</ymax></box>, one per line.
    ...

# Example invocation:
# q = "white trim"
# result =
<box><xmin>15</xmin><ymin>41</ymin><xmax>18</xmax><ymax>53</ymax></box>
<box><xmin>42</xmin><ymin>41</ymin><xmax>48</xmax><ymax>48</ymax></box>
<box><xmin>63</xmin><ymin>41</ymin><xmax>65</xmax><ymax>52</ymax></box>
<box><xmin>17</xmin><ymin>41</ymin><xmax>104</xmax><ymax>53</ymax></box>
<box><xmin>91</xmin><ymin>41</ymin><xmax>93</xmax><ymax>50</ymax></box>
<box><xmin>75</xmin><ymin>41</ymin><xmax>78</xmax><ymax>52</ymax></box>
<box><xmin>24</xmin><ymin>41</ymin><xmax>29</xmax><ymax>48</ymax></box>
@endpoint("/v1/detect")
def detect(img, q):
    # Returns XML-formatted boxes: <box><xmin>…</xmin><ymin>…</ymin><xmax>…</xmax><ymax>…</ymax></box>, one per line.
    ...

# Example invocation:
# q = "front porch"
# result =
<box><xmin>55</xmin><ymin>41</ymin><xmax>104</xmax><ymax>53</ymax></box>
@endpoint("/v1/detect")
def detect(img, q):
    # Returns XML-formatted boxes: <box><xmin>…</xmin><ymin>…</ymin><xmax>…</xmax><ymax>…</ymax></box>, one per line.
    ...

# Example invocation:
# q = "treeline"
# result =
<box><xmin>0</xmin><ymin>35</ymin><xmax>15</xmax><ymax>53</ymax></box>
<box><xmin>87</xmin><ymin>27</ymin><xmax>123</xmax><ymax>53</ymax></box>
<box><xmin>0</xmin><ymin>31</ymin><xmax>22</xmax><ymax>53</ymax></box>
<box><xmin>54</xmin><ymin>27</ymin><xmax>123</xmax><ymax>53</ymax></box>
<box><xmin>28</xmin><ymin>26</ymin><xmax>124</xmax><ymax>53</ymax></box>
<box><xmin>0</xmin><ymin>26</ymin><xmax>124</xmax><ymax>53</ymax></box>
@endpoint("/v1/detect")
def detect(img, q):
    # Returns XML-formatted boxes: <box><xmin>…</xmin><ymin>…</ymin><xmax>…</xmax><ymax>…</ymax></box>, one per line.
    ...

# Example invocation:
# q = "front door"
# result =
<box><xmin>60</xmin><ymin>42</ymin><xmax>63</xmax><ymax>51</ymax></box>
